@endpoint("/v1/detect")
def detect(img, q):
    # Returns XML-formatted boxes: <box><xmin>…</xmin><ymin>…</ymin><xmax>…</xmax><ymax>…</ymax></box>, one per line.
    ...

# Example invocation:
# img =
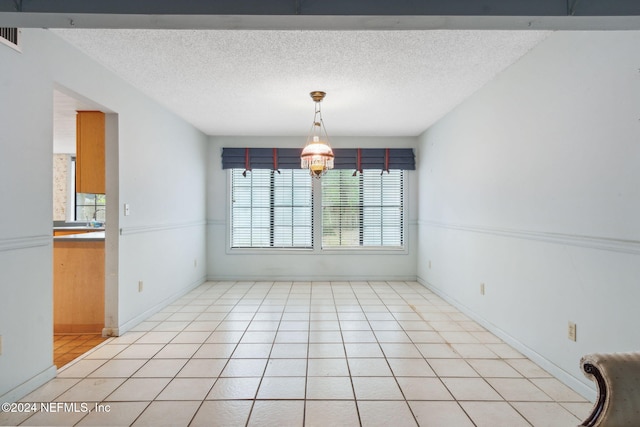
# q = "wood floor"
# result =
<box><xmin>54</xmin><ymin>334</ymin><xmax>109</xmax><ymax>368</ymax></box>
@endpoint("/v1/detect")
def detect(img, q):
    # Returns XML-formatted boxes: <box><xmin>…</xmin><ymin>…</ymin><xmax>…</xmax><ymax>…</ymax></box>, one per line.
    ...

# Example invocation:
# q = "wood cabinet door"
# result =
<box><xmin>76</xmin><ymin>111</ymin><xmax>105</xmax><ymax>194</ymax></box>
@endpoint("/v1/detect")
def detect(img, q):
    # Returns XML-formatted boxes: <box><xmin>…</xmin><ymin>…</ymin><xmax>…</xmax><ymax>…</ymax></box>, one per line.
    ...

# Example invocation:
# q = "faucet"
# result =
<box><xmin>92</xmin><ymin>208</ymin><xmax>106</xmax><ymax>227</ymax></box>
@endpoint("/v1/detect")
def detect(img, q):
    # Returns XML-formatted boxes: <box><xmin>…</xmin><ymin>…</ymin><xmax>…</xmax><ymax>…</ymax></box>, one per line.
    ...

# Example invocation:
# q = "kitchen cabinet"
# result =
<box><xmin>75</xmin><ymin>111</ymin><xmax>105</xmax><ymax>194</ymax></box>
<box><xmin>53</xmin><ymin>229</ymin><xmax>94</xmax><ymax>236</ymax></box>
<box><xmin>53</xmin><ymin>237</ymin><xmax>105</xmax><ymax>334</ymax></box>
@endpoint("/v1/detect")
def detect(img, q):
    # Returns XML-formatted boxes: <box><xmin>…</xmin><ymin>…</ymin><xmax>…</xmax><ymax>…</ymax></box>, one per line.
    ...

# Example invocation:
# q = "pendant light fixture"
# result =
<box><xmin>301</xmin><ymin>91</ymin><xmax>334</xmax><ymax>178</ymax></box>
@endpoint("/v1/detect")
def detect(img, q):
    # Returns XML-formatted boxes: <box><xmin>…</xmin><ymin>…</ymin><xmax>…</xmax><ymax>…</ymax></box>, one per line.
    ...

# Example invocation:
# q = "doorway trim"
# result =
<box><xmin>103</xmin><ymin>112</ymin><xmax>119</xmax><ymax>336</ymax></box>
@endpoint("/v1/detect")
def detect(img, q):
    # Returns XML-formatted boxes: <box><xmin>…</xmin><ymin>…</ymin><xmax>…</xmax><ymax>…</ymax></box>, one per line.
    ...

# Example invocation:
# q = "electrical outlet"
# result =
<box><xmin>138</xmin><ymin>281</ymin><xmax>143</xmax><ymax>293</ymax></box>
<box><xmin>480</xmin><ymin>283</ymin><xmax>485</xmax><ymax>295</ymax></box>
<box><xmin>568</xmin><ymin>322</ymin><xmax>577</xmax><ymax>341</ymax></box>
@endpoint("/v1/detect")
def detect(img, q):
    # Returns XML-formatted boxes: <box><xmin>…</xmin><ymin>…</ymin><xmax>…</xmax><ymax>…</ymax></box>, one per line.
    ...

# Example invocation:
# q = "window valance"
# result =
<box><xmin>221</xmin><ymin>147</ymin><xmax>415</xmax><ymax>172</ymax></box>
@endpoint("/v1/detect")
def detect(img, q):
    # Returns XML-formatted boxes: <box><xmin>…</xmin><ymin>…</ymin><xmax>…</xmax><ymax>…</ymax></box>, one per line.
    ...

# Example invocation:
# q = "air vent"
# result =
<box><xmin>0</xmin><ymin>28</ymin><xmax>20</xmax><ymax>51</ymax></box>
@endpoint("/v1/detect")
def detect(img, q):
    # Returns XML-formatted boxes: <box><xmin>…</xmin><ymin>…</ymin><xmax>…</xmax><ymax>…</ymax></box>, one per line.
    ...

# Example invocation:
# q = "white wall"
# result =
<box><xmin>114</xmin><ymin>95</ymin><xmax>207</xmax><ymax>333</ymax></box>
<box><xmin>0</xmin><ymin>29</ymin><xmax>207</xmax><ymax>401</ymax></box>
<box><xmin>417</xmin><ymin>31</ymin><xmax>640</xmax><ymax>399</ymax></box>
<box><xmin>207</xmin><ymin>136</ymin><xmax>419</xmax><ymax>281</ymax></box>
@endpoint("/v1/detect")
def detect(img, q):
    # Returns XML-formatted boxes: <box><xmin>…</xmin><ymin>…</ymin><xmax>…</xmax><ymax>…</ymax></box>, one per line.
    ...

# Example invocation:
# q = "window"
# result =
<box><xmin>322</xmin><ymin>169</ymin><xmax>404</xmax><ymax>248</ymax></box>
<box><xmin>76</xmin><ymin>193</ymin><xmax>106</xmax><ymax>223</ymax></box>
<box><xmin>225</xmin><ymin>147</ymin><xmax>412</xmax><ymax>251</ymax></box>
<box><xmin>71</xmin><ymin>157</ymin><xmax>106</xmax><ymax>224</ymax></box>
<box><xmin>231</xmin><ymin>168</ymin><xmax>313</xmax><ymax>248</ymax></box>
<box><xmin>230</xmin><ymin>167</ymin><xmax>405</xmax><ymax>250</ymax></box>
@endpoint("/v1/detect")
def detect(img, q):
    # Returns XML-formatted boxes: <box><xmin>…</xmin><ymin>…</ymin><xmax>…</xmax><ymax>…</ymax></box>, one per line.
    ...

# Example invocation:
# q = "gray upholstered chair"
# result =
<box><xmin>580</xmin><ymin>353</ymin><xmax>640</xmax><ymax>426</ymax></box>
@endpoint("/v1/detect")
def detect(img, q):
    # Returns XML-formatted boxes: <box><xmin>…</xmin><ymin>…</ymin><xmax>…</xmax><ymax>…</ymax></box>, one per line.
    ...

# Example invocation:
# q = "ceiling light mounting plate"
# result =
<box><xmin>310</xmin><ymin>91</ymin><xmax>326</xmax><ymax>103</ymax></box>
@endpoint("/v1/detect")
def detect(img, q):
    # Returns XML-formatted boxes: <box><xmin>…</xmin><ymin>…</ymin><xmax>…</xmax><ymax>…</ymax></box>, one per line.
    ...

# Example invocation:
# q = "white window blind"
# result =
<box><xmin>231</xmin><ymin>169</ymin><xmax>313</xmax><ymax>248</ymax></box>
<box><xmin>322</xmin><ymin>169</ymin><xmax>404</xmax><ymax>248</ymax></box>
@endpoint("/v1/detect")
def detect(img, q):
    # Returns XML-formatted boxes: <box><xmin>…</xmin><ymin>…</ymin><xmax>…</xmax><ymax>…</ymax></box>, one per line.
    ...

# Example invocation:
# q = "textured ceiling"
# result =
<box><xmin>52</xmin><ymin>29</ymin><xmax>550</xmax><ymax>147</ymax></box>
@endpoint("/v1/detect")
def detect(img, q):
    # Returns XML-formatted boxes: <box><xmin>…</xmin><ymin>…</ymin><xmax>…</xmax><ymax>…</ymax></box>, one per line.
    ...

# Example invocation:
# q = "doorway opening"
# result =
<box><xmin>52</xmin><ymin>88</ymin><xmax>117</xmax><ymax>368</ymax></box>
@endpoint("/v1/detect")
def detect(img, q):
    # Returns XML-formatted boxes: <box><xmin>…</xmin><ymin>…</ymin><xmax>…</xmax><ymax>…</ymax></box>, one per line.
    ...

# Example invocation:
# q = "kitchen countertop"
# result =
<box><xmin>53</xmin><ymin>225</ymin><xmax>105</xmax><ymax>231</ymax></box>
<box><xmin>53</xmin><ymin>231</ymin><xmax>105</xmax><ymax>241</ymax></box>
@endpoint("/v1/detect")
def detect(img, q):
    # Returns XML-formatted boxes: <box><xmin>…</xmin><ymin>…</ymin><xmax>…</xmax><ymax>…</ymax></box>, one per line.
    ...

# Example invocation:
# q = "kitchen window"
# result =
<box><xmin>71</xmin><ymin>157</ymin><xmax>106</xmax><ymax>224</ymax></box>
<box><xmin>75</xmin><ymin>193</ymin><xmax>106</xmax><ymax>224</ymax></box>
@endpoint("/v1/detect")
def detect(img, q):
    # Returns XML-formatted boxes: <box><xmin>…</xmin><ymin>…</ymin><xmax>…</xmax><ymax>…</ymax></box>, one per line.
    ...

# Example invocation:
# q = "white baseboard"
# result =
<box><xmin>104</xmin><ymin>275</ymin><xmax>207</xmax><ymax>337</ymax></box>
<box><xmin>416</xmin><ymin>276</ymin><xmax>597</xmax><ymax>402</ymax></box>
<box><xmin>206</xmin><ymin>274</ymin><xmax>417</xmax><ymax>282</ymax></box>
<box><xmin>0</xmin><ymin>365</ymin><xmax>57</xmax><ymax>404</ymax></box>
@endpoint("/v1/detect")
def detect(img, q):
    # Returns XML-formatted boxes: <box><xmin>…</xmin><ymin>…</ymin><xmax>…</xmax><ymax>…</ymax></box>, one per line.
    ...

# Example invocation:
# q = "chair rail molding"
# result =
<box><xmin>0</xmin><ymin>234</ymin><xmax>51</xmax><ymax>252</ymax></box>
<box><xmin>119</xmin><ymin>219</ymin><xmax>206</xmax><ymax>236</ymax></box>
<box><xmin>419</xmin><ymin>220</ymin><xmax>640</xmax><ymax>255</ymax></box>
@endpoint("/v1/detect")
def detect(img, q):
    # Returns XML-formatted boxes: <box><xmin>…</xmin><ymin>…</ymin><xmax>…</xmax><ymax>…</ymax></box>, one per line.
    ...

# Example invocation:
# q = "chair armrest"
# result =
<box><xmin>580</xmin><ymin>352</ymin><xmax>640</xmax><ymax>427</ymax></box>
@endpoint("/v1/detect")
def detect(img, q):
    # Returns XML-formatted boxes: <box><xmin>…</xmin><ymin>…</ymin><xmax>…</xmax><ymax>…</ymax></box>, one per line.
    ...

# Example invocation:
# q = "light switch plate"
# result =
<box><xmin>568</xmin><ymin>322</ymin><xmax>577</xmax><ymax>341</ymax></box>
<box><xmin>124</xmin><ymin>203</ymin><xmax>130</xmax><ymax>216</ymax></box>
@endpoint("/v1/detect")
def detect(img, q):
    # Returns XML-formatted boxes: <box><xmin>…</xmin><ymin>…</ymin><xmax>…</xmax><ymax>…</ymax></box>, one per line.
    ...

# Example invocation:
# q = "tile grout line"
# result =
<box><xmin>95</xmin><ymin>282</ymin><xmax>225</xmax><ymax>427</ymax></box>
<box><xmin>335</xmin><ymin>282</ymin><xmax>363</xmax><ymax>427</ymax></box>
<box><xmin>244</xmin><ymin>280</ymin><xmax>286</xmax><ymax>427</ymax></box>
<box><xmin>7</xmin><ymin>280</ymin><xmax>590</xmax><ymax>427</ymax></box>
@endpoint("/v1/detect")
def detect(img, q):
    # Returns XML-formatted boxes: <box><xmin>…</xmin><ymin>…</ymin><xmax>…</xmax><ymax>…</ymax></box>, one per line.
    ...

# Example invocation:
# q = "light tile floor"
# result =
<box><xmin>1</xmin><ymin>281</ymin><xmax>594</xmax><ymax>426</ymax></box>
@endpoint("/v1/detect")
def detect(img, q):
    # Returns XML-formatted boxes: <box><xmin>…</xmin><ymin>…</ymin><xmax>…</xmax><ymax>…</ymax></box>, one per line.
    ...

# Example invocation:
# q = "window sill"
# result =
<box><xmin>226</xmin><ymin>247</ymin><xmax>407</xmax><ymax>255</ymax></box>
